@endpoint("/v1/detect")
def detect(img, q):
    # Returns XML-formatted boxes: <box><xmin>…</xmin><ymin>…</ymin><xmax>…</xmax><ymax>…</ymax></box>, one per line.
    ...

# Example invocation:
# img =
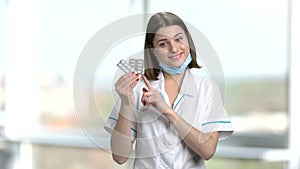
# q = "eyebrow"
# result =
<box><xmin>156</xmin><ymin>32</ymin><xmax>183</xmax><ymax>43</ymax></box>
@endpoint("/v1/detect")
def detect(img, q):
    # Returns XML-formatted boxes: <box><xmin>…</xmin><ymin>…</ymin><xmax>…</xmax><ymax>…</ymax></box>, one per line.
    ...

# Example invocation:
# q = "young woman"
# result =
<box><xmin>105</xmin><ymin>12</ymin><xmax>233</xmax><ymax>169</ymax></box>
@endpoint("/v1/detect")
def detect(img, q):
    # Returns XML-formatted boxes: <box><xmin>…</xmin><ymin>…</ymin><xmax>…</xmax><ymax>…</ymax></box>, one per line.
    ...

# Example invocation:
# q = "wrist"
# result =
<box><xmin>161</xmin><ymin>106</ymin><xmax>172</xmax><ymax>115</ymax></box>
<box><xmin>120</xmin><ymin>103</ymin><xmax>132</xmax><ymax>115</ymax></box>
<box><xmin>162</xmin><ymin>107</ymin><xmax>178</xmax><ymax>123</ymax></box>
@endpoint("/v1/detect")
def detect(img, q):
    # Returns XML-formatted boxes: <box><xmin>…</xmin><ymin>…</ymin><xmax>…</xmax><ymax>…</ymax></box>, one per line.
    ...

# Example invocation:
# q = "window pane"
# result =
<box><xmin>0</xmin><ymin>1</ymin><xmax>8</xmax><ymax>115</ymax></box>
<box><xmin>37</xmin><ymin>0</ymin><xmax>143</xmax><ymax>132</ymax></box>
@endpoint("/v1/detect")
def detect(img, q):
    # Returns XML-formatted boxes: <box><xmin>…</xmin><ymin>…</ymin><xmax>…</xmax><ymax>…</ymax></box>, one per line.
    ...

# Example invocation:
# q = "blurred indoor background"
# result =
<box><xmin>1</xmin><ymin>0</ymin><xmax>300</xmax><ymax>169</ymax></box>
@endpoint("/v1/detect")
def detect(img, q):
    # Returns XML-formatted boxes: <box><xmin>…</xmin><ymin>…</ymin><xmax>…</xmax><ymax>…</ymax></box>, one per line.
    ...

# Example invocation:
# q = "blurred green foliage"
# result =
<box><xmin>224</xmin><ymin>77</ymin><xmax>287</xmax><ymax>115</ymax></box>
<box><xmin>206</xmin><ymin>158</ymin><xmax>286</xmax><ymax>169</ymax></box>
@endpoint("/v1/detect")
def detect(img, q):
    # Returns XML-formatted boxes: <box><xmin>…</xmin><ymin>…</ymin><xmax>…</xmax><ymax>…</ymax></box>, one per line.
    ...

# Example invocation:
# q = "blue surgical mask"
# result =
<box><xmin>158</xmin><ymin>54</ymin><xmax>192</xmax><ymax>74</ymax></box>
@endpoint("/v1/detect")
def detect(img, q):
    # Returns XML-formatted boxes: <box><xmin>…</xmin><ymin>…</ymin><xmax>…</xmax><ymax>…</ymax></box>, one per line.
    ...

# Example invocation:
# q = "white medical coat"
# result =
<box><xmin>105</xmin><ymin>69</ymin><xmax>234</xmax><ymax>169</ymax></box>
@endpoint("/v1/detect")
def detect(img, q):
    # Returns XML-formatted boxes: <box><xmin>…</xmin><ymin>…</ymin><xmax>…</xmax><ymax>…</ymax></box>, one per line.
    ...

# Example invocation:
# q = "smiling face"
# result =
<box><xmin>152</xmin><ymin>25</ymin><xmax>190</xmax><ymax>68</ymax></box>
<box><xmin>144</xmin><ymin>12</ymin><xmax>201</xmax><ymax>80</ymax></box>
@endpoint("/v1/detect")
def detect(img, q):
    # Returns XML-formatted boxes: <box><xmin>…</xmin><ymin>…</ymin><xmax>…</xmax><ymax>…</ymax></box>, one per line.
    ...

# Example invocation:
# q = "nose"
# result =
<box><xmin>169</xmin><ymin>40</ymin><xmax>179</xmax><ymax>53</ymax></box>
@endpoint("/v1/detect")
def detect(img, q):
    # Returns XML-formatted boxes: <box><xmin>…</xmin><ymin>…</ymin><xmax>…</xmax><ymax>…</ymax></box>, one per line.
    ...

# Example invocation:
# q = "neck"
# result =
<box><xmin>163</xmin><ymin>69</ymin><xmax>186</xmax><ymax>87</ymax></box>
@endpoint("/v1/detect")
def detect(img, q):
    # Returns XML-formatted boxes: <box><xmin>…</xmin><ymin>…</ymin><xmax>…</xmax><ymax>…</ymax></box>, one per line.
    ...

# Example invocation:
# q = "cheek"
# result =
<box><xmin>181</xmin><ymin>41</ymin><xmax>190</xmax><ymax>50</ymax></box>
<box><xmin>153</xmin><ymin>49</ymin><xmax>168</xmax><ymax>58</ymax></box>
<box><xmin>183</xmin><ymin>45</ymin><xmax>190</xmax><ymax>53</ymax></box>
<box><xmin>154</xmin><ymin>54</ymin><xmax>165</xmax><ymax>63</ymax></box>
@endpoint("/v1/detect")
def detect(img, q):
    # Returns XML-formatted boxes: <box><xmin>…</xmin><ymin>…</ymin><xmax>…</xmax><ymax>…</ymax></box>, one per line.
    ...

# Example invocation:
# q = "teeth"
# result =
<box><xmin>170</xmin><ymin>54</ymin><xmax>180</xmax><ymax>59</ymax></box>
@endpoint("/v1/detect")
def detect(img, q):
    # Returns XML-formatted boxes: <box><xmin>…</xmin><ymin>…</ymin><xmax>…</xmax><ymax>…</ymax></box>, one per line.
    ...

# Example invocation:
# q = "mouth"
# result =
<box><xmin>168</xmin><ymin>53</ymin><xmax>183</xmax><ymax>60</ymax></box>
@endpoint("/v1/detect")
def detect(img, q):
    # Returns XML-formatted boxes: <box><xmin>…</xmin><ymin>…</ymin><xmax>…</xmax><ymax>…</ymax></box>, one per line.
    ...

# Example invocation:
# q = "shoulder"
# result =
<box><xmin>189</xmin><ymin>71</ymin><xmax>219</xmax><ymax>89</ymax></box>
<box><xmin>187</xmin><ymin>70</ymin><xmax>222</xmax><ymax>99</ymax></box>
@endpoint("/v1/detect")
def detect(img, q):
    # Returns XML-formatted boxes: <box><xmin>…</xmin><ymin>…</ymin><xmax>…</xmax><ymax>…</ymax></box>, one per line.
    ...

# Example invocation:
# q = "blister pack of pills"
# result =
<box><xmin>117</xmin><ymin>59</ymin><xmax>143</xmax><ymax>75</ymax></box>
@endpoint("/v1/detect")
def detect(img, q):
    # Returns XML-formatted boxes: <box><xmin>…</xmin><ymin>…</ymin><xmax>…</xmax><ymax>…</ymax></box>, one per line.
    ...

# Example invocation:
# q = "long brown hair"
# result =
<box><xmin>144</xmin><ymin>12</ymin><xmax>201</xmax><ymax>80</ymax></box>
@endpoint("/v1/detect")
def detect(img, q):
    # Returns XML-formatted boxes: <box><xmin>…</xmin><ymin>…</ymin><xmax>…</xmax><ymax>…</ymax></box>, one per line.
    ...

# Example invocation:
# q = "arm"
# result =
<box><xmin>164</xmin><ymin>107</ymin><xmax>219</xmax><ymax>160</ymax></box>
<box><xmin>110</xmin><ymin>72</ymin><xmax>139</xmax><ymax>164</ymax></box>
<box><xmin>141</xmin><ymin>74</ymin><xmax>219</xmax><ymax>160</ymax></box>
<box><xmin>111</xmin><ymin>103</ymin><xmax>133</xmax><ymax>164</ymax></box>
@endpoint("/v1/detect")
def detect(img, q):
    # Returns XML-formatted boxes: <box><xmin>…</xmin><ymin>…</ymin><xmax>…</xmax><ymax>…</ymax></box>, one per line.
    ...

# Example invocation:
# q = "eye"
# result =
<box><xmin>158</xmin><ymin>42</ymin><xmax>168</xmax><ymax>47</ymax></box>
<box><xmin>175</xmin><ymin>36</ymin><xmax>183</xmax><ymax>42</ymax></box>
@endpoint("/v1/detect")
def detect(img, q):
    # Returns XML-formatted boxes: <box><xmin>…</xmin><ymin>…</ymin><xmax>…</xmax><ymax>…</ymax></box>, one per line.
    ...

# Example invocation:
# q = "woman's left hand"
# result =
<box><xmin>141</xmin><ymin>74</ymin><xmax>170</xmax><ymax>114</ymax></box>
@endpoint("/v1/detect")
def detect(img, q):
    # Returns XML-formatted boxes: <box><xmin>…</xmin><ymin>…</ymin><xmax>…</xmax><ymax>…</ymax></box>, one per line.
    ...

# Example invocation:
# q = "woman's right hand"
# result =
<box><xmin>114</xmin><ymin>72</ymin><xmax>140</xmax><ymax>105</ymax></box>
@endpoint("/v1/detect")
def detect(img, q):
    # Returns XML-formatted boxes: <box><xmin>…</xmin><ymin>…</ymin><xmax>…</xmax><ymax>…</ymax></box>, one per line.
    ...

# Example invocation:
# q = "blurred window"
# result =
<box><xmin>1</xmin><ymin>0</ymin><xmax>291</xmax><ymax>169</ymax></box>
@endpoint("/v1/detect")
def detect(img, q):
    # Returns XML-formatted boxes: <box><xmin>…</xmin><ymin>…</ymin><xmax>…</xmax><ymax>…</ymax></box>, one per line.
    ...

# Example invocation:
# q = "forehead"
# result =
<box><xmin>154</xmin><ymin>25</ymin><xmax>185</xmax><ymax>38</ymax></box>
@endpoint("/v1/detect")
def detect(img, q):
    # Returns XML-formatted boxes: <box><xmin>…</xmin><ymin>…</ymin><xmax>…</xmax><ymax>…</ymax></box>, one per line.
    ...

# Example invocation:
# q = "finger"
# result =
<box><xmin>118</xmin><ymin>73</ymin><xmax>137</xmax><ymax>86</ymax></box>
<box><xmin>115</xmin><ymin>75</ymin><xmax>137</xmax><ymax>92</ymax></box>
<box><xmin>141</xmin><ymin>96</ymin><xmax>146</xmax><ymax>106</ymax></box>
<box><xmin>115</xmin><ymin>72</ymin><xmax>133</xmax><ymax>85</ymax></box>
<box><xmin>142</xmin><ymin>87</ymin><xmax>148</xmax><ymax>93</ymax></box>
<box><xmin>142</xmin><ymin>87</ymin><xmax>151</xmax><ymax>96</ymax></box>
<box><xmin>146</xmin><ymin>101</ymin><xmax>152</xmax><ymax>107</ymax></box>
<box><xmin>123</xmin><ymin>77</ymin><xmax>137</xmax><ymax>91</ymax></box>
<box><xmin>142</xmin><ymin>91</ymin><xmax>151</xmax><ymax>97</ymax></box>
<box><xmin>147</xmin><ymin>96</ymin><xmax>151</xmax><ymax>103</ymax></box>
<box><xmin>143</xmin><ymin>97</ymin><xmax>151</xmax><ymax>107</ymax></box>
<box><xmin>129</xmin><ymin>77</ymin><xmax>139</xmax><ymax>89</ymax></box>
<box><xmin>142</xmin><ymin>74</ymin><xmax>154</xmax><ymax>91</ymax></box>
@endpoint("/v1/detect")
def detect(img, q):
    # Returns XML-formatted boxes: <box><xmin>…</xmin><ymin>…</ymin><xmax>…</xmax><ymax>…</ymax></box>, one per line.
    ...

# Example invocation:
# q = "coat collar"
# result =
<box><xmin>155</xmin><ymin>69</ymin><xmax>196</xmax><ymax>98</ymax></box>
<box><xmin>179</xmin><ymin>69</ymin><xmax>197</xmax><ymax>97</ymax></box>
